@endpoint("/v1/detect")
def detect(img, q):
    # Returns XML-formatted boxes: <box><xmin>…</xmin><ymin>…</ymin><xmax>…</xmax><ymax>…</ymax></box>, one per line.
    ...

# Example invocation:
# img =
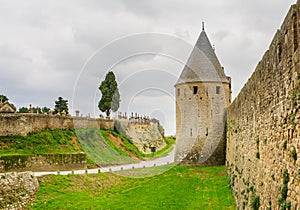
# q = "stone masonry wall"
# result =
<box><xmin>226</xmin><ymin>1</ymin><xmax>300</xmax><ymax>209</ymax></box>
<box><xmin>0</xmin><ymin>153</ymin><xmax>86</xmax><ymax>173</ymax></box>
<box><xmin>175</xmin><ymin>81</ymin><xmax>230</xmax><ymax>166</ymax></box>
<box><xmin>0</xmin><ymin>114</ymin><xmax>114</xmax><ymax>136</ymax></box>
<box><xmin>0</xmin><ymin>171</ymin><xmax>39</xmax><ymax>210</ymax></box>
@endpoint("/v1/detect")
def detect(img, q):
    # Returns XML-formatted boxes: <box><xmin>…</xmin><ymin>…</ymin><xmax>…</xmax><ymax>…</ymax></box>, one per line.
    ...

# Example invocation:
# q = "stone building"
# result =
<box><xmin>175</xmin><ymin>24</ymin><xmax>231</xmax><ymax>165</ymax></box>
<box><xmin>0</xmin><ymin>100</ymin><xmax>16</xmax><ymax>113</ymax></box>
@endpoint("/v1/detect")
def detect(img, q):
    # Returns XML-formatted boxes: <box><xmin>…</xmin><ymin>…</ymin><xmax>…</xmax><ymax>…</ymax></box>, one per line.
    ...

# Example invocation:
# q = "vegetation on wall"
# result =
<box><xmin>250</xmin><ymin>195</ymin><xmax>260</xmax><ymax>210</ymax></box>
<box><xmin>290</xmin><ymin>146</ymin><xmax>297</xmax><ymax>162</ymax></box>
<box><xmin>278</xmin><ymin>169</ymin><xmax>291</xmax><ymax>210</ymax></box>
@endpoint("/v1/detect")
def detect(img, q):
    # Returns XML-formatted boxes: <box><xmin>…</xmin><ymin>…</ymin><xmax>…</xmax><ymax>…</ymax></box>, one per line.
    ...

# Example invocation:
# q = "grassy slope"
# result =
<box><xmin>0</xmin><ymin>128</ymin><xmax>175</xmax><ymax>166</ymax></box>
<box><xmin>75</xmin><ymin>129</ymin><xmax>138</xmax><ymax>166</ymax></box>
<box><xmin>30</xmin><ymin>165</ymin><xmax>235</xmax><ymax>209</ymax></box>
<box><xmin>77</xmin><ymin>129</ymin><xmax>175</xmax><ymax>166</ymax></box>
<box><xmin>100</xmin><ymin>130</ymin><xmax>175</xmax><ymax>159</ymax></box>
<box><xmin>0</xmin><ymin>129</ymin><xmax>82</xmax><ymax>155</ymax></box>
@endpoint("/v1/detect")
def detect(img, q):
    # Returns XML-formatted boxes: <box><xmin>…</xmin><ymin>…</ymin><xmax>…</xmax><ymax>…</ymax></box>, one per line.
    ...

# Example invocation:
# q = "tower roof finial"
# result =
<box><xmin>202</xmin><ymin>21</ymin><xmax>205</xmax><ymax>31</ymax></box>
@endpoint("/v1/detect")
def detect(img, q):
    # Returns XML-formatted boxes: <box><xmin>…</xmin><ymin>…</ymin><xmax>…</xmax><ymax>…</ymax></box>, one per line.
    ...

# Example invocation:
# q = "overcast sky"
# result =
<box><xmin>0</xmin><ymin>0</ymin><xmax>296</xmax><ymax>135</ymax></box>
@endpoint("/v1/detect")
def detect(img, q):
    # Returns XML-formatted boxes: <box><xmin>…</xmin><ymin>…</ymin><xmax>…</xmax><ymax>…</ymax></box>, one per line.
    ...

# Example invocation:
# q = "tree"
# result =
<box><xmin>42</xmin><ymin>106</ymin><xmax>51</xmax><ymax>113</ymax></box>
<box><xmin>54</xmin><ymin>97</ymin><xmax>69</xmax><ymax>114</ymax></box>
<box><xmin>98</xmin><ymin>71</ymin><xmax>120</xmax><ymax>118</ymax></box>
<box><xmin>31</xmin><ymin>107</ymin><xmax>42</xmax><ymax>114</ymax></box>
<box><xmin>18</xmin><ymin>107</ymin><xmax>29</xmax><ymax>113</ymax></box>
<box><xmin>18</xmin><ymin>106</ymin><xmax>51</xmax><ymax>114</ymax></box>
<box><xmin>0</xmin><ymin>94</ymin><xmax>8</xmax><ymax>103</ymax></box>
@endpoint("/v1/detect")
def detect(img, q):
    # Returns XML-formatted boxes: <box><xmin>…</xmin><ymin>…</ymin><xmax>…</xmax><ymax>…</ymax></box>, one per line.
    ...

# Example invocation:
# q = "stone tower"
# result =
<box><xmin>175</xmin><ymin>24</ymin><xmax>231</xmax><ymax>166</ymax></box>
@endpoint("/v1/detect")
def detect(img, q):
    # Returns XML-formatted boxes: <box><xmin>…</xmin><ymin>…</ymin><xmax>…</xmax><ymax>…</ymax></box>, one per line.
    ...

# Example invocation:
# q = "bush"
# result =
<box><xmin>250</xmin><ymin>195</ymin><xmax>260</xmax><ymax>210</ymax></box>
<box><xmin>279</xmin><ymin>169</ymin><xmax>290</xmax><ymax>209</ymax></box>
<box><xmin>290</xmin><ymin>147</ymin><xmax>297</xmax><ymax>162</ymax></box>
<box><xmin>282</xmin><ymin>140</ymin><xmax>287</xmax><ymax>150</ymax></box>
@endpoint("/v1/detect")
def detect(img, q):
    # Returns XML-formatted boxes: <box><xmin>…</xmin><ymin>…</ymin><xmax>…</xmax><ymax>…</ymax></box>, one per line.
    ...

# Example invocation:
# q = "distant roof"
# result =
<box><xmin>176</xmin><ymin>27</ymin><xmax>229</xmax><ymax>85</ymax></box>
<box><xmin>0</xmin><ymin>101</ymin><xmax>16</xmax><ymax>113</ymax></box>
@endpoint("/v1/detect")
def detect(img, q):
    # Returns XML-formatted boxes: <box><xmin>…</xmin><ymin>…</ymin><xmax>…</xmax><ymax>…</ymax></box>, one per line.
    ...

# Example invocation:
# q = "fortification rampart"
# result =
<box><xmin>0</xmin><ymin>113</ymin><xmax>114</xmax><ymax>136</ymax></box>
<box><xmin>0</xmin><ymin>153</ymin><xmax>86</xmax><ymax>173</ymax></box>
<box><xmin>226</xmin><ymin>1</ymin><xmax>300</xmax><ymax>209</ymax></box>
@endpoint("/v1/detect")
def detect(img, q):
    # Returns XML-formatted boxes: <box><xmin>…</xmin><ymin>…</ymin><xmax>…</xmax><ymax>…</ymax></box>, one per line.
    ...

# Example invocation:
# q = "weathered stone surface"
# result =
<box><xmin>0</xmin><ymin>153</ymin><xmax>86</xmax><ymax>173</ymax></box>
<box><xmin>226</xmin><ymin>1</ymin><xmax>300</xmax><ymax>209</ymax></box>
<box><xmin>0</xmin><ymin>171</ymin><xmax>39</xmax><ymax>210</ymax></box>
<box><xmin>0</xmin><ymin>114</ymin><xmax>114</xmax><ymax>136</ymax></box>
<box><xmin>115</xmin><ymin>119</ymin><xmax>166</xmax><ymax>154</ymax></box>
<box><xmin>175</xmin><ymin>28</ymin><xmax>231</xmax><ymax>166</ymax></box>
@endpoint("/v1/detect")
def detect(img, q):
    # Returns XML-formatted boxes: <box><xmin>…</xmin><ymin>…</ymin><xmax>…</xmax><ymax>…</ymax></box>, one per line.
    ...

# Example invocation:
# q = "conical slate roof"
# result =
<box><xmin>176</xmin><ymin>27</ymin><xmax>229</xmax><ymax>85</ymax></box>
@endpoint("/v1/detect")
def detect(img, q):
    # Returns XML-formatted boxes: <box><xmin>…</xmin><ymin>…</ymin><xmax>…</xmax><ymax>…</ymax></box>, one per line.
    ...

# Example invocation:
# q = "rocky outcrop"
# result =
<box><xmin>115</xmin><ymin>119</ymin><xmax>166</xmax><ymax>154</ymax></box>
<box><xmin>0</xmin><ymin>171</ymin><xmax>39</xmax><ymax>210</ymax></box>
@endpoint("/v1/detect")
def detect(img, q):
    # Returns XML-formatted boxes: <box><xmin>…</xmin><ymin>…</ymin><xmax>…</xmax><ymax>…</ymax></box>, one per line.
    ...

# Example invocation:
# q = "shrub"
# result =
<box><xmin>271</xmin><ymin>174</ymin><xmax>275</xmax><ymax>181</ymax></box>
<box><xmin>279</xmin><ymin>169</ymin><xmax>290</xmax><ymax>209</ymax></box>
<box><xmin>291</xmin><ymin>89</ymin><xmax>297</xmax><ymax>107</ymax></box>
<box><xmin>290</xmin><ymin>147</ymin><xmax>297</xmax><ymax>162</ymax></box>
<box><xmin>282</xmin><ymin>140</ymin><xmax>287</xmax><ymax>150</ymax></box>
<box><xmin>250</xmin><ymin>195</ymin><xmax>260</xmax><ymax>210</ymax></box>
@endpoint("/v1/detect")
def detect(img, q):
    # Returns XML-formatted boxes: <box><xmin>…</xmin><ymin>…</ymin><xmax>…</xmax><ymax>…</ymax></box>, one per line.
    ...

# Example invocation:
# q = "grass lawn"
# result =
<box><xmin>30</xmin><ymin>165</ymin><xmax>235</xmax><ymax>209</ymax></box>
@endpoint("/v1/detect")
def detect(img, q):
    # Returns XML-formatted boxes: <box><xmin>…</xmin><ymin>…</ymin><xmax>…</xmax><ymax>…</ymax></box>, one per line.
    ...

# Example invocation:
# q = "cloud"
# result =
<box><xmin>0</xmin><ymin>0</ymin><xmax>297</xmax><ymax>134</ymax></box>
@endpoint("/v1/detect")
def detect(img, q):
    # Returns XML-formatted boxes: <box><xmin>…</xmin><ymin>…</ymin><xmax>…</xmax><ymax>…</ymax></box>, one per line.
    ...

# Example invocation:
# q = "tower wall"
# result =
<box><xmin>175</xmin><ymin>81</ymin><xmax>231</xmax><ymax>165</ymax></box>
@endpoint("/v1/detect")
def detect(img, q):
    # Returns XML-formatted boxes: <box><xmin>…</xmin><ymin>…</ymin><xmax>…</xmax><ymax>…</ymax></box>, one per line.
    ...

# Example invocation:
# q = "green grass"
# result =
<box><xmin>0</xmin><ymin>128</ymin><xmax>175</xmax><ymax>166</ymax></box>
<box><xmin>75</xmin><ymin>129</ymin><xmax>138</xmax><ymax>166</ymax></box>
<box><xmin>30</xmin><ymin>165</ymin><xmax>235</xmax><ymax>209</ymax></box>
<box><xmin>105</xmin><ymin>130</ymin><xmax>176</xmax><ymax>159</ymax></box>
<box><xmin>108</xmin><ymin>129</ymin><xmax>144</xmax><ymax>157</ymax></box>
<box><xmin>85</xmin><ymin>130</ymin><xmax>175</xmax><ymax>159</ymax></box>
<box><xmin>0</xmin><ymin>129</ymin><xmax>81</xmax><ymax>155</ymax></box>
<box><xmin>143</xmin><ymin>136</ymin><xmax>176</xmax><ymax>158</ymax></box>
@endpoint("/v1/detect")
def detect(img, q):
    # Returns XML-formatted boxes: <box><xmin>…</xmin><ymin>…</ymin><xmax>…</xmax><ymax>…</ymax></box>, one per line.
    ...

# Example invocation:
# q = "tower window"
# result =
<box><xmin>216</xmin><ymin>86</ymin><xmax>220</xmax><ymax>94</ymax></box>
<box><xmin>193</xmin><ymin>86</ymin><xmax>198</xmax><ymax>94</ymax></box>
<box><xmin>190</xmin><ymin>128</ymin><xmax>192</xmax><ymax>136</ymax></box>
<box><xmin>177</xmin><ymin>88</ymin><xmax>180</xmax><ymax>96</ymax></box>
